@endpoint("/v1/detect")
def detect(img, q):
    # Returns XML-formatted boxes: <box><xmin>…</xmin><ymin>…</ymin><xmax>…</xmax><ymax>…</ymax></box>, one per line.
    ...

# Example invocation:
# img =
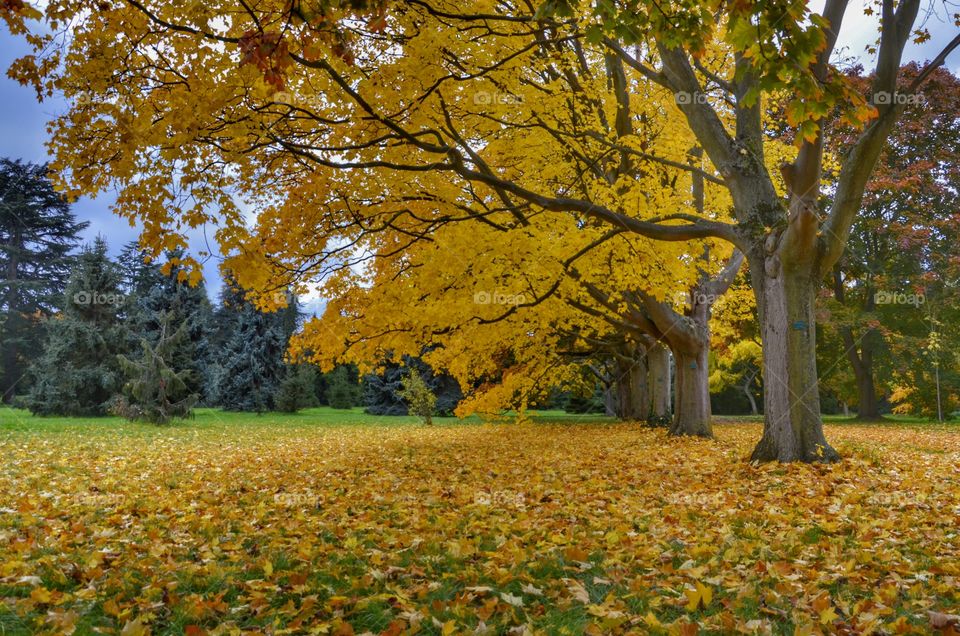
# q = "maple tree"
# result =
<box><xmin>4</xmin><ymin>0</ymin><xmax>960</xmax><ymax>460</ymax></box>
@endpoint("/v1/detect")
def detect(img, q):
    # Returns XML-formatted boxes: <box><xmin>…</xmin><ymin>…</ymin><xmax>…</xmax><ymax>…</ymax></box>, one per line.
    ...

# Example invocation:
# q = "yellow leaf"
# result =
<box><xmin>819</xmin><ymin>606</ymin><xmax>838</xmax><ymax>624</ymax></box>
<box><xmin>120</xmin><ymin>617</ymin><xmax>150</xmax><ymax>636</ymax></box>
<box><xmin>695</xmin><ymin>581</ymin><xmax>713</xmax><ymax>608</ymax></box>
<box><xmin>684</xmin><ymin>581</ymin><xmax>713</xmax><ymax>612</ymax></box>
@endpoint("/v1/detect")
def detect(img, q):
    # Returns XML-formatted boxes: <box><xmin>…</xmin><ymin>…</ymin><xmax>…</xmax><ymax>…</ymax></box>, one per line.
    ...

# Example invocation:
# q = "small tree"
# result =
<box><xmin>114</xmin><ymin>312</ymin><xmax>198</xmax><ymax>424</ymax></box>
<box><xmin>398</xmin><ymin>368</ymin><xmax>437</xmax><ymax>425</ymax></box>
<box><xmin>363</xmin><ymin>355</ymin><xmax>462</xmax><ymax>415</ymax></box>
<box><xmin>275</xmin><ymin>363</ymin><xmax>319</xmax><ymax>413</ymax></box>
<box><xmin>118</xmin><ymin>243</ymin><xmax>214</xmax><ymax>403</ymax></box>
<box><xmin>325</xmin><ymin>366</ymin><xmax>359</xmax><ymax>409</ymax></box>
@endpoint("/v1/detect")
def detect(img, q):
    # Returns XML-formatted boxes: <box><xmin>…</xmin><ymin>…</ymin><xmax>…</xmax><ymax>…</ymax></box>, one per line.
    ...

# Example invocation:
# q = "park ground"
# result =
<box><xmin>0</xmin><ymin>409</ymin><xmax>958</xmax><ymax>635</ymax></box>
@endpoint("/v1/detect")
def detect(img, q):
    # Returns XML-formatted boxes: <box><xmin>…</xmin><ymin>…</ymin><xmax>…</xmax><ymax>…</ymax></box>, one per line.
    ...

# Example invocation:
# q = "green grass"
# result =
<box><xmin>0</xmin><ymin>405</ymin><xmax>619</xmax><ymax>435</ymax></box>
<box><xmin>3</xmin><ymin>405</ymin><xmax>951</xmax><ymax>436</ymax></box>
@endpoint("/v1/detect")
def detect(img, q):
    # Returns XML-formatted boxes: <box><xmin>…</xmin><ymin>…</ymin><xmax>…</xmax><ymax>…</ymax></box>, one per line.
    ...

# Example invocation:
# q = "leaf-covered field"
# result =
<box><xmin>1</xmin><ymin>411</ymin><xmax>958</xmax><ymax>635</ymax></box>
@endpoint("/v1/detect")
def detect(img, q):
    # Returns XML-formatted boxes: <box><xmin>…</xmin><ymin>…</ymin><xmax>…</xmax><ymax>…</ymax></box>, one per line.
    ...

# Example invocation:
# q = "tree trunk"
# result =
<box><xmin>647</xmin><ymin>342</ymin><xmax>671</xmax><ymax>421</ymax></box>
<box><xmin>855</xmin><ymin>370</ymin><xmax>879</xmax><ymax>420</ymax></box>
<box><xmin>602</xmin><ymin>386</ymin><xmax>616</xmax><ymax>417</ymax></box>
<box><xmin>842</xmin><ymin>329</ymin><xmax>881</xmax><ymax>420</ymax></box>
<box><xmin>0</xmin><ymin>339</ymin><xmax>17</xmax><ymax>404</ymax></box>
<box><xmin>1</xmin><ymin>227</ymin><xmax>21</xmax><ymax>403</ymax></box>
<box><xmin>743</xmin><ymin>373</ymin><xmax>758</xmax><ymax>415</ymax></box>
<box><xmin>615</xmin><ymin>352</ymin><xmax>650</xmax><ymax>420</ymax></box>
<box><xmin>667</xmin><ymin>296</ymin><xmax>712</xmax><ymax>437</ymax></box>
<box><xmin>749</xmin><ymin>257</ymin><xmax>840</xmax><ymax>462</ymax></box>
<box><xmin>671</xmin><ymin>344</ymin><xmax>711</xmax><ymax>437</ymax></box>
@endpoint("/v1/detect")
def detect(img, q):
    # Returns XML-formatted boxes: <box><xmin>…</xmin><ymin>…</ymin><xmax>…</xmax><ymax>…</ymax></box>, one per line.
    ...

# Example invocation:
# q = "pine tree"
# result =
<box><xmin>118</xmin><ymin>243</ymin><xmax>214</xmax><ymax>401</ymax></box>
<box><xmin>275</xmin><ymin>363</ymin><xmax>319</xmax><ymax>413</ymax></box>
<box><xmin>325</xmin><ymin>365</ymin><xmax>361</xmax><ymax>409</ymax></box>
<box><xmin>114</xmin><ymin>311</ymin><xmax>198</xmax><ymax>424</ymax></box>
<box><xmin>211</xmin><ymin>280</ymin><xmax>288</xmax><ymax>412</ymax></box>
<box><xmin>0</xmin><ymin>159</ymin><xmax>87</xmax><ymax>402</ymax></box>
<box><xmin>26</xmin><ymin>237</ymin><xmax>125</xmax><ymax>415</ymax></box>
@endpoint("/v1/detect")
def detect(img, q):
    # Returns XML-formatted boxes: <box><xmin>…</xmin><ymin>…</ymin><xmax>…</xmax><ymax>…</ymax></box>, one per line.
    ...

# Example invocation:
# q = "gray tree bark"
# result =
<box><xmin>648</xmin><ymin>342</ymin><xmax>671</xmax><ymax>421</ymax></box>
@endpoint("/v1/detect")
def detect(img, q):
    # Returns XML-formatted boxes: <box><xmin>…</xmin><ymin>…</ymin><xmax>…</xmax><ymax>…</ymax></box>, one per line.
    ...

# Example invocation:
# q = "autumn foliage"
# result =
<box><xmin>1</xmin><ymin>417</ymin><xmax>959</xmax><ymax>634</ymax></box>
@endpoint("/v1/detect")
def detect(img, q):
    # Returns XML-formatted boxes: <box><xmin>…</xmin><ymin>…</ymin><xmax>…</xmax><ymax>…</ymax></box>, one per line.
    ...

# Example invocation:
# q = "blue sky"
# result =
<box><xmin>1</xmin><ymin>7</ymin><xmax>958</xmax><ymax>302</ymax></box>
<box><xmin>0</xmin><ymin>32</ymin><xmax>227</xmax><ymax>298</ymax></box>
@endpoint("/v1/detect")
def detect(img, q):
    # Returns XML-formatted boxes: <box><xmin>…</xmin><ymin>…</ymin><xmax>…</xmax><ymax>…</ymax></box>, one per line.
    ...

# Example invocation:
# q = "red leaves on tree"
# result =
<box><xmin>238</xmin><ymin>30</ymin><xmax>292</xmax><ymax>90</ymax></box>
<box><xmin>368</xmin><ymin>7</ymin><xmax>387</xmax><ymax>33</ymax></box>
<box><xmin>0</xmin><ymin>0</ymin><xmax>26</xmax><ymax>12</ymax></box>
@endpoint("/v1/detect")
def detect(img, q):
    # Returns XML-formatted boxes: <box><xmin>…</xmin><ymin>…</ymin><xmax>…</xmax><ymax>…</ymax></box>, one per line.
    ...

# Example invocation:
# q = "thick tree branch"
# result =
<box><xmin>656</xmin><ymin>44</ymin><xmax>736</xmax><ymax>180</ymax></box>
<box><xmin>702</xmin><ymin>249</ymin><xmax>745</xmax><ymax>297</ymax></box>
<box><xmin>602</xmin><ymin>39</ymin><xmax>671</xmax><ymax>88</ymax></box>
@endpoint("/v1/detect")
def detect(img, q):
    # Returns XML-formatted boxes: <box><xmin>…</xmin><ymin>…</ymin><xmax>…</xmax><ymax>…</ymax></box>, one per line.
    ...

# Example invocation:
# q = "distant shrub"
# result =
<box><xmin>398</xmin><ymin>368</ymin><xmax>437</xmax><ymax>425</ymax></box>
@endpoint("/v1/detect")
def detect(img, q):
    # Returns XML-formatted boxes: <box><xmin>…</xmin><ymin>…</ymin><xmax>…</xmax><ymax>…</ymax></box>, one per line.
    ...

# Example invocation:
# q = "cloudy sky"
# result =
<box><xmin>0</xmin><ymin>3</ymin><xmax>958</xmax><ymax>301</ymax></box>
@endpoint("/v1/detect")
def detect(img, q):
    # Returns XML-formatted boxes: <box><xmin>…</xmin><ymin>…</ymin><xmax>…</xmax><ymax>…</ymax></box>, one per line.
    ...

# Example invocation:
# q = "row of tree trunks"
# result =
<box><xmin>608</xmin><ymin>341</ymin><xmax>671</xmax><ymax>422</ymax></box>
<box><xmin>614</xmin><ymin>351</ymin><xmax>650</xmax><ymax>420</ymax></box>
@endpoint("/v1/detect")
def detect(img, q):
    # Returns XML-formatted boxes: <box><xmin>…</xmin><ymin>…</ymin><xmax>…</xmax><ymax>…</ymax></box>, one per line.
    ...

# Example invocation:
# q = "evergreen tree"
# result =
<box><xmin>117</xmin><ymin>243</ymin><xmax>214</xmax><ymax>402</ymax></box>
<box><xmin>270</xmin><ymin>289</ymin><xmax>314</xmax><ymax>411</ymax></box>
<box><xmin>0</xmin><ymin>159</ymin><xmax>87</xmax><ymax>402</ymax></box>
<box><xmin>275</xmin><ymin>363</ymin><xmax>320</xmax><ymax>413</ymax></box>
<box><xmin>114</xmin><ymin>311</ymin><xmax>198</xmax><ymax>424</ymax></box>
<box><xmin>325</xmin><ymin>365</ymin><xmax>362</xmax><ymax>409</ymax></box>
<box><xmin>211</xmin><ymin>280</ymin><xmax>288</xmax><ymax>412</ymax></box>
<box><xmin>26</xmin><ymin>237</ymin><xmax>125</xmax><ymax>415</ymax></box>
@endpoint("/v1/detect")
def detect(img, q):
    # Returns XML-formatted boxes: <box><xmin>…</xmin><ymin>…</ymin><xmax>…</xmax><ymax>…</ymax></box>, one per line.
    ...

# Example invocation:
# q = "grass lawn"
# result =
<box><xmin>0</xmin><ymin>408</ymin><xmax>958</xmax><ymax>635</ymax></box>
